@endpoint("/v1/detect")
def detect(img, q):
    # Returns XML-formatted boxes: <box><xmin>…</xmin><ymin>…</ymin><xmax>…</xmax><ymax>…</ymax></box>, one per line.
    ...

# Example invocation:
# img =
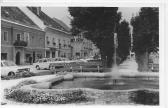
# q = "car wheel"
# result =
<box><xmin>8</xmin><ymin>72</ymin><xmax>15</xmax><ymax>77</ymax></box>
<box><xmin>36</xmin><ymin>65</ymin><xmax>40</xmax><ymax>70</ymax></box>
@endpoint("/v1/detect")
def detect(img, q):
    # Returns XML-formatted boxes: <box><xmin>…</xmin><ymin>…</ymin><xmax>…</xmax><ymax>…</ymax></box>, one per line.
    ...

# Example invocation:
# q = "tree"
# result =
<box><xmin>69</xmin><ymin>7</ymin><xmax>121</xmax><ymax>67</ymax></box>
<box><xmin>131</xmin><ymin>7</ymin><xmax>159</xmax><ymax>71</ymax></box>
<box><xmin>117</xmin><ymin>20</ymin><xmax>131</xmax><ymax>63</ymax></box>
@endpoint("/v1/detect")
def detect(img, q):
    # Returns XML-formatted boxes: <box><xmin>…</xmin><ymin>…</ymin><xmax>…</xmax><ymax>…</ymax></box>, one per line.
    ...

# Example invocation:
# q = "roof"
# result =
<box><xmin>28</xmin><ymin>7</ymin><xmax>69</xmax><ymax>33</ymax></box>
<box><xmin>1</xmin><ymin>7</ymin><xmax>40</xmax><ymax>29</ymax></box>
<box><xmin>53</xmin><ymin>18</ymin><xmax>71</xmax><ymax>32</ymax></box>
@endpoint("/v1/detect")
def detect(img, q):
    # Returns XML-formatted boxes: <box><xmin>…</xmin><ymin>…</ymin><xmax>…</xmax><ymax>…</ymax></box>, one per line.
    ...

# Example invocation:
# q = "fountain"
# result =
<box><xmin>49</xmin><ymin>27</ymin><xmax>158</xmax><ymax>91</ymax></box>
<box><xmin>45</xmin><ymin>30</ymin><xmax>158</xmax><ymax>90</ymax></box>
<box><xmin>108</xmin><ymin>32</ymin><xmax>122</xmax><ymax>85</ymax></box>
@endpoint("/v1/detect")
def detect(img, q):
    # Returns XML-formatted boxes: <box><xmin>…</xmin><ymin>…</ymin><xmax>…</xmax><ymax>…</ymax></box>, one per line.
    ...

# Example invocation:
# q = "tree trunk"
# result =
<box><xmin>136</xmin><ymin>51</ymin><xmax>149</xmax><ymax>72</ymax></box>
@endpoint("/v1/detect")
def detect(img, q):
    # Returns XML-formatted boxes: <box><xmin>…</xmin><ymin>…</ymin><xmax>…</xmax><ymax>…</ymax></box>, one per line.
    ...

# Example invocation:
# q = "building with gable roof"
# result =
<box><xmin>20</xmin><ymin>7</ymin><xmax>73</xmax><ymax>59</ymax></box>
<box><xmin>1</xmin><ymin>7</ymin><xmax>45</xmax><ymax>65</ymax></box>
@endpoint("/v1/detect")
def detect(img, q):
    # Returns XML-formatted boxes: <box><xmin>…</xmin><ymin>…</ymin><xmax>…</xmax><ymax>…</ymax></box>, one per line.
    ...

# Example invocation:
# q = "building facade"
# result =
<box><xmin>20</xmin><ymin>7</ymin><xmax>72</xmax><ymax>59</ymax></box>
<box><xmin>45</xmin><ymin>28</ymin><xmax>72</xmax><ymax>59</ymax></box>
<box><xmin>71</xmin><ymin>33</ymin><xmax>99</xmax><ymax>59</ymax></box>
<box><xmin>1</xmin><ymin>7</ymin><xmax>45</xmax><ymax>65</ymax></box>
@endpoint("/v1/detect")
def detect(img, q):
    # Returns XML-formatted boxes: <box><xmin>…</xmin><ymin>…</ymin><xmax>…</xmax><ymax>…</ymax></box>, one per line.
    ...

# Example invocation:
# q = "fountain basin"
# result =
<box><xmin>20</xmin><ymin>72</ymin><xmax>158</xmax><ymax>90</ymax></box>
<box><xmin>5</xmin><ymin>72</ymin><xmax>159</xmax><ymax>105</ymax></box>
<box><xmin>51</xmin><ymin>77</ymin><xmax>158</xmax><ymax>90</ymax></box>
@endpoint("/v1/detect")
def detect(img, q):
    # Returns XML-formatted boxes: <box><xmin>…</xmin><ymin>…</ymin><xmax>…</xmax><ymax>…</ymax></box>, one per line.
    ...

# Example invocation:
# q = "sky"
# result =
<box><xmin>42</xmin><ymin>7</ymin><xmax>140</xmax><ymax>28</ymax></box>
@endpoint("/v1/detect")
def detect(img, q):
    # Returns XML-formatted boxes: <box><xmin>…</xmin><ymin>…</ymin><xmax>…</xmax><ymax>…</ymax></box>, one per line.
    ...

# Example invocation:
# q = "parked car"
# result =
<box><xmin>1</xmin><ymin>60</ymin><xmax>31</xmax><ymax>77</ymax></box>
<box><xmin>33</xmin><ymin>58</ymin><xmax>70</xmax><ymax>70</ymax></box>
<box><xmin>33</xmin><ymin>58</ymin><xmax>51</xmax><ymax>70</ymax></box>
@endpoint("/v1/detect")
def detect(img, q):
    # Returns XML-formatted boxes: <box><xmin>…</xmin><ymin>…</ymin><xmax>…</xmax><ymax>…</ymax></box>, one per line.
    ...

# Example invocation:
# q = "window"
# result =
<box><xmin>24</xmin><ymin>32</ymin><xmax>29</xmax><ymax>42</ymax></box>
<box><xmin>46</xmin><ymin>37</ymin><xmax>49</xmax><ymax>41</ymax></box>
<box><xmin>46</xmin><ymin>37</ymin><xmax>49</xmax><ymax>44</ymax></box>
<box><xmin>52</xmin><ymin>52</ymin><xmax>55</xmax><ymax>58</ymax></box>
<box><xmin>25</xmin><ymin>54</ymin><xmax>31</xmax><ymax>63</ymax></box>
<box><xmin>76</xmin><ymin>52</ymin><xmax>80</xmax><ymax>56</ymax></box>
<box><xmin>3</xmin><ymin>31</ymin><xmax>8</xmax><ymax>41</ymax></box>
<box><xmin>53</xmin><ymin>38</ymin><xmax>56</xmax><ymax>45</ymax></box>
<box><xmin>1</xmin><ymin>53</ymin><xmax>7</xmax><ymax>60</ymax></box>
<box><xmin>46</xmin><ymin>51</ymin><xmax>50</xmax><ymax>58</ymax></box>
<box><xmin>63</xmin><ymin>40</ymin><xmax>66</xmax><ymax>48</ymax></box>
<box><xmin>16</xmin><ymin>33</ymin><xmax>21</xmax><ymax>41</ymax></box>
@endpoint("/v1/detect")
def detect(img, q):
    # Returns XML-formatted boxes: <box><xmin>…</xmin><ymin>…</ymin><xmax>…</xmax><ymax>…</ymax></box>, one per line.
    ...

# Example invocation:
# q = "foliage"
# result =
<box><xmin>117</xmin><ymin>20</ymin><xmax>131</xmax><ymax>63</ymax></box>
<box><xmin>69</xmin><ymin>7</ymin><xmax>122</xmax><ymax>67</ymax></box>
<box><xmin>131</xmin><ymin>7</ymin><xmax>159</xmax><ymax>54</ymax></box>
<box><xmin>4</xmin><ymin>89</ymin><xmax>89</xmax><ymax>104</ymax></box>
<box><xmin>20</xmin><ymin>72</ymin><xmax>36</xmax><ymax>77</ymax></box>
<box><xmin>129</xmin><ymin>90</ymin><xmax>159</xmax><ymax>105</ymax></box>
<box><xmin>131</xmin><ymin>7</ymin><xmax>159</xmax><ymax>71</ymax></box>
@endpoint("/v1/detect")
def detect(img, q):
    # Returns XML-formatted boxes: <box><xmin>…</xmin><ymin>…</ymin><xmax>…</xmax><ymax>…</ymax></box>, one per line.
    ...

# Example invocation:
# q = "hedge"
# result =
<box><xmin>129</xmin><ymin>90</ymin><xmax>159</xmax><ymax>105</ymax></box>
<box><xmin>4</xmin><ymin>89</ymin><xmax>89</xmax><ymax>104</ymax></box>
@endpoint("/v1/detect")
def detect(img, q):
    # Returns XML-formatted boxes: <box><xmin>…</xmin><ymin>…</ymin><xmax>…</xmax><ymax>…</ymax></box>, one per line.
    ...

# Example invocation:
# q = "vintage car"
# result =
<box><xmin>1</xmin><ymin>60</ymin><xmax>31</xmax><ymax>77</ymax></box>
<box><xmin>33</xmin><ymin>58</ymin><xmax>52</xmax><ymax>70</ymax></box>
<box><xmin>33</xmin><ymin>58</ymin><xmax>70</xmax><ymax>70</ymax></box>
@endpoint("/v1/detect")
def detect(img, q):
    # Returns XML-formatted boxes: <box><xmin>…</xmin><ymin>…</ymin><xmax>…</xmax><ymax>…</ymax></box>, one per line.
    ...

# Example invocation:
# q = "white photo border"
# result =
<box><xmin>0</xmin><ymin>2</ymin><xmax>166</xmax><ymax>108</ymax></box>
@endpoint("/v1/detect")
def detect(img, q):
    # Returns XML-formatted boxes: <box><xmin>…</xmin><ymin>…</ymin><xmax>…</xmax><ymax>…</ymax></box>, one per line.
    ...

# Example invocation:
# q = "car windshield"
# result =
<box><xmin>3</xmin><ymin>61</ymin><xmax>17</xmax><ymax>66</ymax></box>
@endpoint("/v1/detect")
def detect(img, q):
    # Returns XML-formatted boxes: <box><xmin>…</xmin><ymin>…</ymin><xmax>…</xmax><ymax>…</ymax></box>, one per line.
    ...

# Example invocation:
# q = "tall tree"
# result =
<box><xmin>117</xmin><ymin>20</ymin><xmax>131</xmax><ymax>63</ymax></box>
<box><xmin>69</xmin><ymin>7</ymin><xmax>121</xmax><ymax>67</ymax></box>
<box><xmin>131</xmin><ymin>7</ymin><xmax>159</xmax><ymax>71</ymax></box>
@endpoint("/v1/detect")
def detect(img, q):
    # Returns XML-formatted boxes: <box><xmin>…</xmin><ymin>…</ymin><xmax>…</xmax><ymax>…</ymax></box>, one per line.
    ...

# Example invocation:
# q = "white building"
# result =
<box><xmin>71</xmin><ymin>33</ymin><xmax>99</xmax><ymax>59</ymax></box>
<box><xmin>19</xmin><ymin>7</ymin><xmax>72</xmax><ymax>59</ymax></box>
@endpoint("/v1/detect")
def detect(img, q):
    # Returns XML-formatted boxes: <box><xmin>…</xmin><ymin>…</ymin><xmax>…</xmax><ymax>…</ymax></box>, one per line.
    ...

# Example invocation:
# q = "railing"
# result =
<box><xmin>13</xmin><ymin>40</ymin><xmax>27</xmax><ymax>47</ymax></box>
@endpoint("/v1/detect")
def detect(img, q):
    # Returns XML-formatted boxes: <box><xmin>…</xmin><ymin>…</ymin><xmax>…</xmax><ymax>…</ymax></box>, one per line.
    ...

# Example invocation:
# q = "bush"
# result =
<box><xmin>129</xmin><ymin>90</ymin><xmax>159</xmax><ymax>105</ymax></box>
<box><xmin>21</xmin><ymin>72</ymin><xmax>36</xmax><ymax>78</ymax></box>
<box><xmin>4</xmin><ymin>89</ymin><xmax>89</xmax><ymax>104</ymax></box>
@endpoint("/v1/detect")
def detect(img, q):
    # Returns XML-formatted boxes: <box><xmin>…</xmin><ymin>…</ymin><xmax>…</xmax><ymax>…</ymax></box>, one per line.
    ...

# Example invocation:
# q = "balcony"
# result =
<box><xmin>13</xmin><ymin>40</ymin><xmax>27</xmax><ymax>47</ymax></box>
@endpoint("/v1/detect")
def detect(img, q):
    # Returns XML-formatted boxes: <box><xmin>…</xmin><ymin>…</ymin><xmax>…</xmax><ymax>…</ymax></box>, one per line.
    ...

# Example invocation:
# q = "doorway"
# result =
<box><xmin>16</xmin><ymin>52</ymin><xmax>20</xmax><ymax>65</ymax></box>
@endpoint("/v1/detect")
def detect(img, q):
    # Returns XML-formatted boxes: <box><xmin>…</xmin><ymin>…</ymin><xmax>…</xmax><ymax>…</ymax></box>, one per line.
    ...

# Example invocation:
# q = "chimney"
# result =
<box><xmin>29</xmin><ymin>7</ymin><xmax>41</xmax><ymax>16</ymax></box>
<box><xmin>36</xmin><ymin>7</ymin><xmax>41</xmax><ymax>16</ymax></box>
